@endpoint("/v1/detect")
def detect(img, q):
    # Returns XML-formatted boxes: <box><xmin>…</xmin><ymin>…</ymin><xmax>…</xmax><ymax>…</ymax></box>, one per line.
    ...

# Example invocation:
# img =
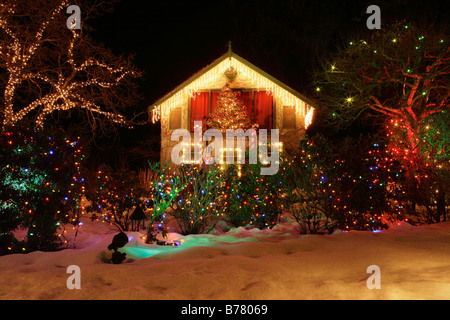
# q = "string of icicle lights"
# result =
<box><xmin>151</xmin><ymin>57</ymin><xmax>315</xmax><ymax>129</ymax></box>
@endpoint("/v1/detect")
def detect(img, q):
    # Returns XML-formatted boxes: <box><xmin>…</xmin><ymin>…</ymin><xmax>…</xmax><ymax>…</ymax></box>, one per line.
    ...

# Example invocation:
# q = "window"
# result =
<box><xmin>282</xmin><ymin>106</ymin><xmax>296</xmax><ymax>129</ymax></box>
<box><xmin>190</xmin><ymin>92</ymin><xmax>209</xmax><ymax>131</ymax></box>
<box><xmin>253</xmin><ymin>91</ymin><xmax>273</xmax><ymax>129</ymax></box>
<box><xmin>169</xmin><ymin>107</ymin><xmax>182</xmax><ymax>129</ymax></box>
<box><xmin>190</xmin><ymin>89</ymin><xmax>273</xmax><ymax>130</ymax></box>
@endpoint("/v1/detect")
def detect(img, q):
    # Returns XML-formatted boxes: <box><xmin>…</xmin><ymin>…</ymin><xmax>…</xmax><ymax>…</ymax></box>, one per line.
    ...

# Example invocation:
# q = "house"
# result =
<box><xmin>149</xmin><ymin>43</ymin><xmax>316</xmax><ymax>165</ymax></box>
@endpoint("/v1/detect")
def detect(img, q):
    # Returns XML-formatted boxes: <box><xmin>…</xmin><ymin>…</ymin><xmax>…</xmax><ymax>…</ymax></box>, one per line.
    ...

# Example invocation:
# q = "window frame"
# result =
<box><xmin>189</xmin><ymin>88</ymin><xmax>275</xmax><ymax>131</ymax></box>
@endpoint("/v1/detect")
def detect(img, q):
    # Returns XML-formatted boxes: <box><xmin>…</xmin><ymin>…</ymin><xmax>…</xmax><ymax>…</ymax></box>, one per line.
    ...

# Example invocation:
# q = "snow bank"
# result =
<box><xmin>1</xmin><ymin>217</ymin><xmax>449</xmax><ymax>300</ymax></box>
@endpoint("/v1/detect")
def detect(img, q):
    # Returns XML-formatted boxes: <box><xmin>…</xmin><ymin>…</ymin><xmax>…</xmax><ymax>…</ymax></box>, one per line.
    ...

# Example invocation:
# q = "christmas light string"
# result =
<box><xmin>2</xmin><ymin>130</ymin><xmax>86</xmax><ymax>252</ymax></box>
<box><xmin>0</xmin><ymin>0</ymin><xmax>136</xmax><ymax>129</ymax></box>
<box><xmin>151</xmin><ymin>57</ymin><xmax>314</xmax><ymax>128</ymax></box>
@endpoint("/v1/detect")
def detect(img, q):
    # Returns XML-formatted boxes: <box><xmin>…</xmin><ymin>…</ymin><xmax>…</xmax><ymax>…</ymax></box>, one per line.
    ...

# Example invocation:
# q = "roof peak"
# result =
<box><xmin>227</xmin><ymin>41</ymin><xmax>233</xmax><ymax>59</ymax></box>
<box><xmin>149</xmin><ymin>43</ymin><xmax>317</xmax><ymax>112</ymax></box>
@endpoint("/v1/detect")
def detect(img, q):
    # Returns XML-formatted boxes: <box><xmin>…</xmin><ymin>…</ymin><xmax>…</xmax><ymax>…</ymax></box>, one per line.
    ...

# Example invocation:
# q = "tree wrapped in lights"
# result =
<box><xmin>0</xmin><ymin>0</ymin><xmax>141</xmax><ymax>132</ymax></box>
<box><xmin>420</xmin><ymin>112</ymin><xmax>449</xmax><ymax>222</ymax></box>
<box><xmin>0</xmin><ymin>124</ymin><xmax>86</xmax><ymax>252</ymax></box>
<box><xmin>206</xmin><ymin>83</ymin><xmax>252</xmax><ymax>131</ymax></box>
<box><xmin>389</xmin><ymin>110</ymin><xmax>450</xmax><ymax>222</ymax></box>
<box><xmin>314</xmin><ymin>22</ymin><xmax>449</xmax><ymax>220</ymax></box>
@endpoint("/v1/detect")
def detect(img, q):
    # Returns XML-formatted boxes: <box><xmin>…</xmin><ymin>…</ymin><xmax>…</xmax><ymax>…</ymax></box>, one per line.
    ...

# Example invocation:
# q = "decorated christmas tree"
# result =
<box><xmin>206</xmin><ymin>83</ymin><xmax>251</xmax><ymax>131</ymax></box>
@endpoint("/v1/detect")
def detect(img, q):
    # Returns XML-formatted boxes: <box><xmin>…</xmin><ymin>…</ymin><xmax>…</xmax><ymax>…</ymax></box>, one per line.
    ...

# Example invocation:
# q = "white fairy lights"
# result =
<box><xmin>1</xmin><ymin>1</ymin><xmax>134</xmax><ymax>129</ymax></box>
<box><xmin>151</xmin><ymin>56</ymin><xmax>314</xmax><ymax>129</ymax></box>
<box><xmin>304</xmin><ymin>107</ymin><xmax>315</xmax><ymax>129</ymax></box>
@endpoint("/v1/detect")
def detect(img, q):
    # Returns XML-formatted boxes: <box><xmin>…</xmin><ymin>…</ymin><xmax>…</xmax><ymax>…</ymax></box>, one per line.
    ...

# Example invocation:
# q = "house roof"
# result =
<box><xmin>148</xmin><ymin>44</ymin><xmax>317</xmax><ymax>116</ymax></box>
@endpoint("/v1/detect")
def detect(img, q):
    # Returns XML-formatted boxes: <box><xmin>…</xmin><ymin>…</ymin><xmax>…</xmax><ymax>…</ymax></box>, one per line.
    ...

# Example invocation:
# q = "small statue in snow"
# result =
<box><xmin>107</xmin><ymin>232</ymin><xmax>128</xmax><ymax>264</ymax></box>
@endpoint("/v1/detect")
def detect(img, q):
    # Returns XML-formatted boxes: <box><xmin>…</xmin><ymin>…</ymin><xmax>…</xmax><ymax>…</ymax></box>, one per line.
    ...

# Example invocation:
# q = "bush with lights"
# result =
<box><xmin>85</xmin><ymin>164</ymin><xmax>146</xmax><ymax>232</ymax></box>
<box><xmin>282</xmin><ymin>135</ymin><xmax>338</xmax><ymax>234</ymax></box>
<box><xmin>170</xmin><ymin>164</ymin><xmax>227</xmax><ymax>235</ymax></box>
<box><xmin>222</xmin><ymin>150</ymin><xmax>287</xmax><ymax>230</ymax></box>
<box><xmin>85</xmin><ymin>161</ymin><xmax>185</xmax><ymax>244</ymax></box>
<box><xmin>144</xmin><ymin>162</ymin><xmax>185</xmax><ymax>243</ymax></box>
<box><xmin>0</xmin><ymin>125</ymin><xmax>86</xmax><ymax>253</ymax></box>
<box><xmin>283</xmin><ymin>134</ymin><xmax>405</xmax><ymax>233</ymax></box>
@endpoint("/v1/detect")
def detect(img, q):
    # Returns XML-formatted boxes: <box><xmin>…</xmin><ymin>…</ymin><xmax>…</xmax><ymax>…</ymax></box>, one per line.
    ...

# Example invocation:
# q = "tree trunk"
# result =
<box><xmin>436</xmin><ymin>184</ymin><xmax>446</xmax><ymax>223</ymax></box>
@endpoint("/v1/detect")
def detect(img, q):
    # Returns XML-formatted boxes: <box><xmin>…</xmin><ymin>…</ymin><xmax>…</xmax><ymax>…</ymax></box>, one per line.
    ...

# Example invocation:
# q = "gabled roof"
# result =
<box><xmin>149</xmin><ymin>44</ymin><xmax>316</xmax><ymax>124</ymax></box>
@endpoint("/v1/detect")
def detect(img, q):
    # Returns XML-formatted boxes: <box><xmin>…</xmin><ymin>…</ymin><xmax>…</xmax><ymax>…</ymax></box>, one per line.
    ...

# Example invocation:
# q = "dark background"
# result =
<box><xmin>87</xmin><ymin>0</ymin><xmax>449</xmax><ymax>167</ymax></box>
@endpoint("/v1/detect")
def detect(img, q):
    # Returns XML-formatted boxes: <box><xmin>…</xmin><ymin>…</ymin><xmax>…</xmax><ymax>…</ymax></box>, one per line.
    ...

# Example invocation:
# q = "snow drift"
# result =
<box><xmin>1</xmin><ymin>216</ymin><xmax>449</xmax><ymax>300</ymax></box>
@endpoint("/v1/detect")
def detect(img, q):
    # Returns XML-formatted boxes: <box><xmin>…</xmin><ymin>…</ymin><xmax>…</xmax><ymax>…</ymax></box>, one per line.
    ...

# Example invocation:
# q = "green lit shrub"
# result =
<box><xmin>170</xmin><ymin>164</ymin><xmax>226</xmax><ymax>235</ymax></box>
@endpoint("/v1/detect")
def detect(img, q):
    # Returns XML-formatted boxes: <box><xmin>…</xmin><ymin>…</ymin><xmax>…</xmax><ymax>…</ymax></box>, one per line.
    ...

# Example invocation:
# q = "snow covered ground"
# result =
<box><xmin>1</xmin><ymin>215</ymin><xmax>450</xmax><ymax>300</ymax></box>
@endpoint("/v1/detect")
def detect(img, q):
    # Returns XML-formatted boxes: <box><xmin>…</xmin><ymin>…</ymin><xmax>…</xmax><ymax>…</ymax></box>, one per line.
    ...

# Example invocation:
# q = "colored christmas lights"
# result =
<box><xmin>206</xmin><ymin>83</ymin><xmax>252</xmax><ymax>131</ymax></box>
<box><xmin>283</xmin><ymin>134</ymin><xmax>406</xmax><ymax>233</ymax></box>
<box><xmin>171</xmin><ymin>164</ymin><xmax>226</xmax><ymax>235</ymax></box>
<box><xmin>0</xmin><ymin>125</ymin><xmax>86</xmax><ymax>252</ymax></box>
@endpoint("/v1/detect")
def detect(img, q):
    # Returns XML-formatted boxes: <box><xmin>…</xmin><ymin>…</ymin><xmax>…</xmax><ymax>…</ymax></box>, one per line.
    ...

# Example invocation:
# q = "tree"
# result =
<box><xmin>315</xmin><ymin>23</ymin><xmax>449</xmax><ymax>131</ymax></box>
<box><xmin>0</xmin><ymin>0</ymin><xmax>141</xmax><ymax>253</ymax></box>
<box><xmin>0</xmin><ymin>123</ymin><xmax>87</xmax><ymax>252</ymax></box>
<box><xmin>415</xmin><ymin>110</ymin><xmax>449</xmax><ymax>222</ymax></box>
<box><xmin>0</xmin><ymin>0</ymin><xmax>141</xmax><ymax>132</ymax></box>
<box><xmin>206</xmin><ymin>83</ymin><xmax>252</xmax><ymax>131</ymax></box>
<box><xmin>314</xmin><ymin>22</ymin><xmax>449</xmax><ymax>220</ymax></box>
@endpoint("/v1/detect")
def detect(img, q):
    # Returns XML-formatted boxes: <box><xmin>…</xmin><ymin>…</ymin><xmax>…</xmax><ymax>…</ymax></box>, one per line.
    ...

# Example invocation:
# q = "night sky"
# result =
<box><xmin>87</xmin><ymin>0</ymin><xmax>449</xmax><ymax>166</ymax></box>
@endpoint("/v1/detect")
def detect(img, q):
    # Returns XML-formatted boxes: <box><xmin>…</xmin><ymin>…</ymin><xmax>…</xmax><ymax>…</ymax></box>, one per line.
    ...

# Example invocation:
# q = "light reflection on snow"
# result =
<box><xmin>122</xmin><ymin>246</ymin><xmax>165</xmax><ymax>259</ymax></box>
